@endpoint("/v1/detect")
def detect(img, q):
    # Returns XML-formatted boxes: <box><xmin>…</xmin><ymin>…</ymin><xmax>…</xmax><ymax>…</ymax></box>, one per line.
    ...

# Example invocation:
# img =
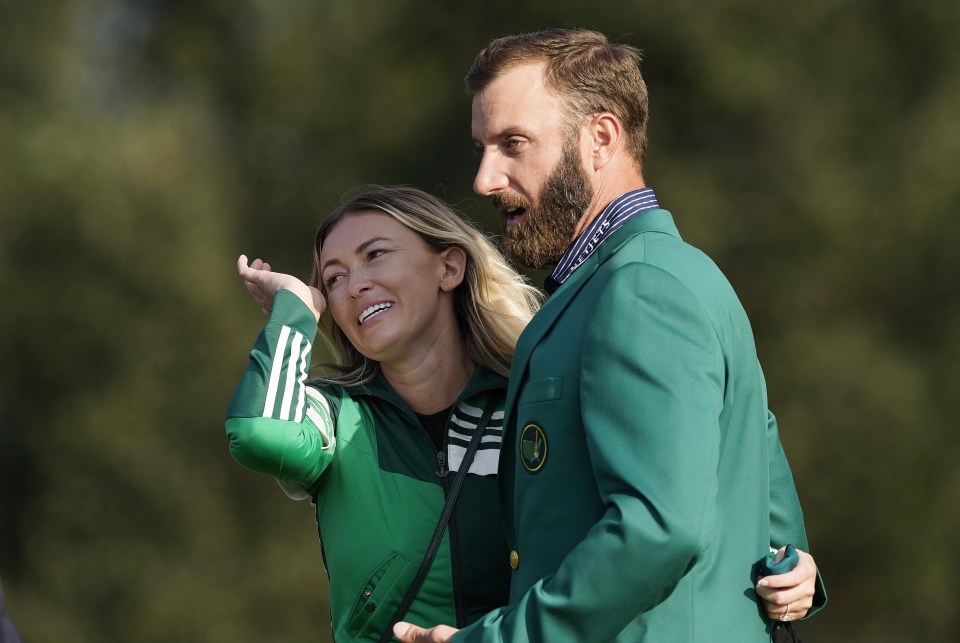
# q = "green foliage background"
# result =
<box><xmin>1</xmin><ymin>1</ymin><xmax>957</xmax><ymax>641</ymax></box>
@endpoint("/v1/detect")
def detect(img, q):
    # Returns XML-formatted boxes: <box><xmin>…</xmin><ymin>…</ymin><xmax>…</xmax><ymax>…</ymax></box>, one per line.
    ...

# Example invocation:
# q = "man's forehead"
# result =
<box><xmin>475</xmin><ymin>62</ymin><xmax>548</xmax><ymax>106</ymax></box>
<box><xmin>471</xmin><ymin>62</ymin><xmax>566</xmax><ymax>137</ymax></box>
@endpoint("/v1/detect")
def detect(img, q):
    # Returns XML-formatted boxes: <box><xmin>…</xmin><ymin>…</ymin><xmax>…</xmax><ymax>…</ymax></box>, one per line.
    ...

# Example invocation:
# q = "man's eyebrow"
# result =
<box><xmin>320</xmin><ymin>236</ymin><xmax>391</xmax><ymax>272</ymax></box>
<box><xmin>474</xmin><ymin>126</ymin><xmax>533</xmax><ymax>145</ymax></box>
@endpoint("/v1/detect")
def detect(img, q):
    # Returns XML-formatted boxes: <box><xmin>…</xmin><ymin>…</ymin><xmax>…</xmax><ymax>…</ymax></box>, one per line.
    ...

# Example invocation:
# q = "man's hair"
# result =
<box><xmin>466</xmin><ymin>28</ymin><xmax>649</xmax><ymax>171</ymax></box>
<box><xmin>310</xmin><ymin>185</ymin><xmax>543</xmax><ymax>386</ymax></box>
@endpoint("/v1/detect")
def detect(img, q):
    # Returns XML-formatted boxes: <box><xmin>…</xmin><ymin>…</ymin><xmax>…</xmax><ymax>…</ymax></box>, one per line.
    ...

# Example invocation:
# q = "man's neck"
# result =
<box><xmin>573</xmin><ymin>173</ymin><xmax>646</xmax><ymax>241</ymax></box>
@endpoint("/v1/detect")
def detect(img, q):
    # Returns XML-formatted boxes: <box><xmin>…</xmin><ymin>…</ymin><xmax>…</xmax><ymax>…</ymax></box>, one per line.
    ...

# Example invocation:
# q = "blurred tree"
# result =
<box><xmin>1</xmin><ymin>0</ymin><xmax>957</xmax><ymax>641</ymax></box>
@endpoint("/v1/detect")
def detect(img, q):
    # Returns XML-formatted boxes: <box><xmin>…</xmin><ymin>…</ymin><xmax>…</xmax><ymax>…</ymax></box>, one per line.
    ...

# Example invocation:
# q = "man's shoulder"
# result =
<box><xmin>602</xmin><ymin>219</ymin><xmax>718</xmax><ymax>279</ymax></box>
<box><xmin>598</xmin><ymin>224</ymin><xmax>745</xmax><ymax>321</ymax></box>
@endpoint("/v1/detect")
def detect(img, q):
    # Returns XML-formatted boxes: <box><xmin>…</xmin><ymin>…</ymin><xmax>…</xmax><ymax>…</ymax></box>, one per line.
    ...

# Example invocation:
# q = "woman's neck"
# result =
<box><xmin>381</xmin><ymin>347</ymin><xmax>476</xmax><ymax>415</ymax></box>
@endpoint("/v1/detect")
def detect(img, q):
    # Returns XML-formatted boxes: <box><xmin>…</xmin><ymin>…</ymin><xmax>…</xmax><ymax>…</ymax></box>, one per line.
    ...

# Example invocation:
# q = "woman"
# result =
<box><xmin>228</xmin><ymin>186</ymin><xmax>541</xmax><ymax>641</ymax></box>
<box><xmin>226</xmin><ymin>186</ymin><xmax>818</xmax><ymax>641</ymax></box>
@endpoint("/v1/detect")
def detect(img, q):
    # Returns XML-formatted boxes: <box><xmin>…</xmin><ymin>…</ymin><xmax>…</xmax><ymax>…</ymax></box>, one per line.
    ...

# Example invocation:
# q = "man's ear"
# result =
<box><xmin>587</xmin><ymin>112</ymin><xmax>624</xmax><ymax>170</ymax></box>
<box><xmin>439</xmin><ymin>246</ymin><xmax>468</xmax><ymax>292</ymax></box>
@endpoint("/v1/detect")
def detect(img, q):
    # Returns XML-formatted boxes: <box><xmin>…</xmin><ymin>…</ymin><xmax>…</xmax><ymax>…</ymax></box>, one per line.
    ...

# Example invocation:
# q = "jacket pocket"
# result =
<box><xmin>518</xmin><ymin>376</ymin><xmax>564</xmax><ymax>405</ymax></box>
<box><xmin>345</xmin><ymin>552</ymin><xmax>410</xmax><ymax>640</ymax></box>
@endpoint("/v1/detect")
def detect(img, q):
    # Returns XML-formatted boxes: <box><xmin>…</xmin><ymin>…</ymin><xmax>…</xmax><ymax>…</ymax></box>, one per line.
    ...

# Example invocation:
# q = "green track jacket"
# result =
<box><xmin>226</xmin><ymin>291</ymin><xmax>511</xmax><ymax>642</ymax></box>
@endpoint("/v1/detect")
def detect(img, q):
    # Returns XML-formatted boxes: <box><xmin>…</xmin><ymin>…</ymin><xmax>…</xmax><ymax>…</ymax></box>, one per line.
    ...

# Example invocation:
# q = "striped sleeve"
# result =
<box><xmin>225</xmin><ymin>290</ymin><xmax>337</xmax><ymax>497</ymax></box>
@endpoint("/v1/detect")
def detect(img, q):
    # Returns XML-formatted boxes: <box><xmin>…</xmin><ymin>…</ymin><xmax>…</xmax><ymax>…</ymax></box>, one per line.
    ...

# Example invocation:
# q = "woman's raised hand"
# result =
<box><xmin>237</xmin><ymin>255</ymin><xmax>326</xmax><ymax>321</ymax></box>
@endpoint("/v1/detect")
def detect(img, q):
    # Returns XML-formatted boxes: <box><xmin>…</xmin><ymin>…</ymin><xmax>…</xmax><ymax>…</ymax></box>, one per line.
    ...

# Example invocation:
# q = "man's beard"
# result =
<box><xmin>497</xmin><ymin>140</ymin><xmax>594</xmax><ymax>269</ymax></box>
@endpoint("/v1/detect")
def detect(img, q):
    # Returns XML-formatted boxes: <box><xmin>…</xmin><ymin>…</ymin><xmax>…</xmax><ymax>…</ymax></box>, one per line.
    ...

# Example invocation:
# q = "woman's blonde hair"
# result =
<box><xmin>310</xmin><ymin>185</ymin><xmax>543</xmax><ymax>386</ymax></box>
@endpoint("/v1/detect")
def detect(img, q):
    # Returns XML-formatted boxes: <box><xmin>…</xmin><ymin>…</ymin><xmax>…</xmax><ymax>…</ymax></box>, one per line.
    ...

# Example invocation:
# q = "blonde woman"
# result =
<box><xmin>227</xmin><ymin>186</ymin><xmax>541</xmax><ymax>641</ymax></box>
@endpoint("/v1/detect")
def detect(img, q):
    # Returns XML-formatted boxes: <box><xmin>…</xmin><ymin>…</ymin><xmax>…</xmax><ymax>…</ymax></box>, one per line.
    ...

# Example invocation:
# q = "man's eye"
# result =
<box><xmin>504</xmin><ymin>139</ymin><xmax>524</xmax><ymax>151</ymax></box>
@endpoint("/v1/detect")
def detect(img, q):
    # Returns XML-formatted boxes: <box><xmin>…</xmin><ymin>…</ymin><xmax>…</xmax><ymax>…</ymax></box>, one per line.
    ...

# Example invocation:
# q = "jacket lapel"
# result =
<box><xmin>504</xmin><ymin>208</ymin><xmax>680</xmax><ymax>416</ymax></box>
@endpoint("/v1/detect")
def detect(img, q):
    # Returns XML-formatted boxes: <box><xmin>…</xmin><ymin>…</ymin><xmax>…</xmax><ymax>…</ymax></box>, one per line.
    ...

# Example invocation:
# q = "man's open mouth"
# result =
<box><xmin>504</xmin><ymin>206</ymin><xmax>526</xmax><ymax>226</ymax></box>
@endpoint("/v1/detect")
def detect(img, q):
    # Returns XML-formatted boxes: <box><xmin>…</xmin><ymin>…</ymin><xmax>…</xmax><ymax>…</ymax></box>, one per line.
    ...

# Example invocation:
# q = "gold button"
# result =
<box><xmin>509</xmin><ymin>550</ymin><xmax>520</xmax><ymax>570</ymax></box>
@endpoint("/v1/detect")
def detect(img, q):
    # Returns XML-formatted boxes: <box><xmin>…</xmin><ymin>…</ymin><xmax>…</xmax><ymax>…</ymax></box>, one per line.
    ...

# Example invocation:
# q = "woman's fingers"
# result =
<box><xmin>756</xmin><ymin>548</ymin><xmax>817</xmax><ymax>620</ymax></box>
<box><xmin>237</xmin><ymin>255</ymin><xmax>275</xmax><ymax>314</ymax></box>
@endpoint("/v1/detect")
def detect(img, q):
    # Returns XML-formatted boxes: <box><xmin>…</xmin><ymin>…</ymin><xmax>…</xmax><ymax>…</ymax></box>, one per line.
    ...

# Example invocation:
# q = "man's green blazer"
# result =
<box><xmin>457</xmin><ymin>208</ymin><xmax>822</xmax><ymax>642</ymax></box>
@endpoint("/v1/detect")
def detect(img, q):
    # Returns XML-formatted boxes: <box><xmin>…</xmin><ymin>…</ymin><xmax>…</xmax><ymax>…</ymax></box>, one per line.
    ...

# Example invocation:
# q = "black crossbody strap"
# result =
<box><xmin>378</xmin><ymin>399</ymin><xmax>498</xmax><ymax>642</ymax></box>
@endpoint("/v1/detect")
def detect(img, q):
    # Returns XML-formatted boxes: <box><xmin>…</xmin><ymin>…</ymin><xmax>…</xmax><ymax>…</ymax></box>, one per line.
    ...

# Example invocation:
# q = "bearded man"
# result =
<box><xmin>397</xmin><ymin>28</ymin><xmax>825</xmax><ymax>642</ymax></box>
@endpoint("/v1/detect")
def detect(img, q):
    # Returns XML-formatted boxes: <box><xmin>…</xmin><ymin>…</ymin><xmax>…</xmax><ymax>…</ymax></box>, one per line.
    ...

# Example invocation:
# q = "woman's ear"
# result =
<box><xmin>439</xmin><ymin>246</ymin><xmax>468</xmax><ymax>292</ymax></box>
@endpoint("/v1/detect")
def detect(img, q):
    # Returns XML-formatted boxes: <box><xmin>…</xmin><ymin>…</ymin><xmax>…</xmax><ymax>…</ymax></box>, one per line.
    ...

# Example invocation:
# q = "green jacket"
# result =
<box><xmin>226</xmin><ymin>291</ymin><xmax>510</xmax><ymax>641</ymax></box>
<box><xmin>457</xmin><ymin>209</ymin><xmax>825</xmax><ymax>642</ymax></box>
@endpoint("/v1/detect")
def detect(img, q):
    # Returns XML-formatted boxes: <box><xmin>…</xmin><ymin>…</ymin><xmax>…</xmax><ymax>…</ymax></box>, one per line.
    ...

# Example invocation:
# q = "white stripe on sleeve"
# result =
<box><xmin>304</xmin><ymin>387</ymin><xmax>335</xmax><ymax>451</ymax></box>
<box><xmin>279</xmin><ymin>331</ymin><xmax>303</xmax><ymax>420</ymax></box>
<box><xmin>293</xmin><ymin>341</ymin><xmax>311</xmax><ymax>422</ymax></box>
<box><xmin>263</xmin><ymin>325</ymin><xmax>292</xmax><ymax>417</ymax></box>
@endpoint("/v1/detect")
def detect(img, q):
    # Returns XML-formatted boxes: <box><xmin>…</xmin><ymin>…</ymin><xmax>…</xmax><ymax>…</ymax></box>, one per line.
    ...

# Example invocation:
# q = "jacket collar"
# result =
<box><xmin>353</xmin><ymin>364</ymin><xmax>506</xmax><ymax>418</ymax></box>
<box><xmin>592</xmin><ymin>207</ymin><xmax>680</xmax><ymax>264</ymax></box>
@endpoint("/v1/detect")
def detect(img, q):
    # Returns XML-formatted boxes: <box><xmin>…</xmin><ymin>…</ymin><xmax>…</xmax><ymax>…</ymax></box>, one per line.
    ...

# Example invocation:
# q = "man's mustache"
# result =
<box><xmin>491</xmin><ymin>193</ymin><xmax>531</xmax><ymax>211</ymax></box>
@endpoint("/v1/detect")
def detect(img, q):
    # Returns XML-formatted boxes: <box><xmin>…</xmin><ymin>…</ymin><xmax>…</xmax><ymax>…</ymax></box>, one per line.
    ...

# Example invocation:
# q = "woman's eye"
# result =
<box><xmin>368</xmin><ymin>249</ymin><xmax>387</xmax><ymax>260</ymax></box>
<box><xmin>325</xmin><ymin>274</ymin><xmax>344</xmax><ymax>288</ymax></box>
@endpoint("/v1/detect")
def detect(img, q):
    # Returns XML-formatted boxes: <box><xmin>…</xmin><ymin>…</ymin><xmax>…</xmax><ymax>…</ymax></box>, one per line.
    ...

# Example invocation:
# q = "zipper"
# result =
<box><xmin>357</xmin><ymin>383</ymin><xmax>503</xmax><ymax>629</ymax></box>
<box><xmin>436</xmin><ymin>450</ymin><xmax>450</xmax><ymax>478</ymax></box>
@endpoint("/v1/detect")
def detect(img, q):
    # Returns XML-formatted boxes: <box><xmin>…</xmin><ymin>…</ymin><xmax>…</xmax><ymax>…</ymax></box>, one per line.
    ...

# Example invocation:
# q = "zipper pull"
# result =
<box><xmin>436</xmin><ymin>450</ymin><xmax>449</xmax><ymax>478</ymax></box>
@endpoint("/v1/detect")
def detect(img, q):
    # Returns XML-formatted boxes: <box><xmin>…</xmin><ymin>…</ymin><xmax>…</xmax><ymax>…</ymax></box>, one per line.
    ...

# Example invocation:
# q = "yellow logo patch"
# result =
<box><xmin>519</xmin><ymin>423</ymin><xmax>548</xmax><ymax>473</ymax></box>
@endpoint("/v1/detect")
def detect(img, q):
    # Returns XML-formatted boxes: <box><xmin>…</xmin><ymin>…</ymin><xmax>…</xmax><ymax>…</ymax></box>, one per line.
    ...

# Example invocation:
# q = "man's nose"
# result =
<box><xmin>473</xmin><ymin>152</ymin><xmax>509</xmax><ymax>196</ymax></box>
